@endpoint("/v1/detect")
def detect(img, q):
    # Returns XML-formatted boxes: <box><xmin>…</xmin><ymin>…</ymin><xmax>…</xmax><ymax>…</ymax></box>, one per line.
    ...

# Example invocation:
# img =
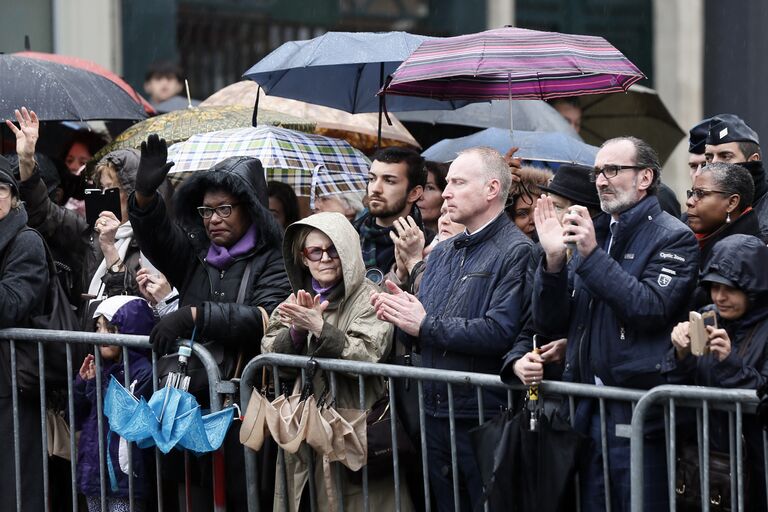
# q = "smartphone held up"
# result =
<box><xmin>689</xmin><ymin>310</ymin><xmax>717</xmax><ymax>356</ymax></box>
<box><xmin>84</xmin><ymin>188</ymin><xmax>121</xmax><ymax>227</ymax></box>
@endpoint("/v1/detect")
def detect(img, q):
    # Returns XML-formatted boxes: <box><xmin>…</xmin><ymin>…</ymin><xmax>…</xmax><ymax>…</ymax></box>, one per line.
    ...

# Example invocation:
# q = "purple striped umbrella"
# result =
<box><xmin>384</xmin><ymin>27</ymin><xmax>644</xmax><ymax>101</ymax></box>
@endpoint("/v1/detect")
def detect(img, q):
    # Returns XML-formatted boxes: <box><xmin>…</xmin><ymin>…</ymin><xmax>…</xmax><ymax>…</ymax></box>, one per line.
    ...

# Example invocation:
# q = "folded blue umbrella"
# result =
<box><xmin>105</xmin><ymin>376</ymin><xmax>235</xmax><ymax>454</ymax></box>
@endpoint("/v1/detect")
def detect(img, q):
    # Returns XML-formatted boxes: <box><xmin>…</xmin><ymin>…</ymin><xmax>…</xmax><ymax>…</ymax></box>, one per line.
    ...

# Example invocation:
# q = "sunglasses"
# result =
<box><xmin>302</xmin><ymin>245</ymin><xmax>340</xmax><ymax>261</ymax></box>
<box><xmin>197</xmin><ymin>203</ymin><xmax>240</xmax><ymax>219</ymax></box>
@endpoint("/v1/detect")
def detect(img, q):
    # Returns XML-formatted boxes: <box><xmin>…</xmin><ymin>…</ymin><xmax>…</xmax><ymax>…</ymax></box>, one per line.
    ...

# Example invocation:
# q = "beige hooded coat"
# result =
<box><xmin>261</xmin><ymin>212</ymin><xmax>412</xmax><ymax>511</ymax></box>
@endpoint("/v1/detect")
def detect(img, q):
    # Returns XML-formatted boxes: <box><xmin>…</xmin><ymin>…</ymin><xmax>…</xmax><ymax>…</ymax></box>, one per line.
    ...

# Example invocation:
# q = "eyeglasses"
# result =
<box><xmin>686</xmin><ymin>188</ymin><xmax>729</xmax><ymax>201</ymax></box>
<box><xmin>196</xmin><ymin>203</ymin><xmax>240</xmax><ymax>219</ymax></box>
<box><xmin>302</xmin><ymin>245</ymin><xmax>340</xmax><ymax>261</ymax></box>
<box><xmin>0</xmin><ymin>184</ymin><xmax>12</xmax><ymax>199</ymax></box>
<box><xmin>590</xmin><ymin>164</ymin><xmax>645</xmax><ymax>182</ymax></box>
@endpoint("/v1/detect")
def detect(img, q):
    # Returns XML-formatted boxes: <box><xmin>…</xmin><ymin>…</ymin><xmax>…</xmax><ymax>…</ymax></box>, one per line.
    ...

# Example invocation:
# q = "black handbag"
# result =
<box><xmin>675</xmin><ymin>443</ymin><xmax>736</xmax><ymax>512</ymax></box>
<box><xmin>348</xmin><ymin>394</ymin><xmax>416</xmax><ymax>483</ymax></box>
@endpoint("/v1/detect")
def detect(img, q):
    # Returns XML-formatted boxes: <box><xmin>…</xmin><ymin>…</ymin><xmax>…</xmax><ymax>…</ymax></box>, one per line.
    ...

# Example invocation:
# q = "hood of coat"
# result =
<box><xmin>97</xmin><ymin>149</ymin><xmax>140</xmax><ymax>196</ymax></box>
<box><xmin>701</xmin><ymin>234</ymin><xmax>768</xmax><ymax>297</ymax></box>
<box><xmin>282</xmin><ymin>212</ymin><xmax>364</xmax><ymax>302</ymax></box>
<box><xmin>172</xmin><ymin>156</ymin><xmax>282</xmax><ymax>249</ymax></box>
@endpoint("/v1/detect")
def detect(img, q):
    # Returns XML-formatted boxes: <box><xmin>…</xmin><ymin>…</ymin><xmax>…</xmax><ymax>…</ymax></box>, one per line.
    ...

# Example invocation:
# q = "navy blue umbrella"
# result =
<box><xmin>243</xmin><ymin>31</ymin><xmax>469</xmax><ymax>114</ymax></box>
<box><xmin>0</xmin><ymin>55</ymin><xmax>148</xmax><ymax>121</ymax></box>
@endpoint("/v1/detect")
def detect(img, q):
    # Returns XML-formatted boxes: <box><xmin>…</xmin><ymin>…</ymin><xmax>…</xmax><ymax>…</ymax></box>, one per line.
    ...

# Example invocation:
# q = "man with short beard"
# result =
<box><xmin>703</xmin><ymin>114</ymin><xmax>768</xmax><ymax>239</ymax></box>
<box><xmin>533</xmin><ymin>136</ymin><xmax>699</xmax><ymax>511</ymax></box>
<box><xmin>354</xmin><ymin>147</ymin><xmax>427</xmax><ymax>277</ymax></box>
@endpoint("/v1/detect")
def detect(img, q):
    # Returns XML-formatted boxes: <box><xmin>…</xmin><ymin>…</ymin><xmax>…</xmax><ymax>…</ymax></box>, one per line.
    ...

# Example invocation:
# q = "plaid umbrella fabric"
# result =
<box><xmin>167</xmin><ymin>125</ymin><xmax>370</xmax><ymax>196</ymax></box>
<box><xmin>384</xmin><ymin>27</ymin><xmax>645</xmax><ymax>101</ymax></box>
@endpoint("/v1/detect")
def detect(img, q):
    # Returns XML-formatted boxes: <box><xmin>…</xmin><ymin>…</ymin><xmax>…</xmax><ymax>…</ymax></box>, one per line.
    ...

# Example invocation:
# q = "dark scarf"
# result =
<box><xmin>740</xmin><ymin>160</ymin><xmax>768</xmax><ymax>203</ymax></box>
<box><xmin>358</xmin><ymin>204</ymin><xmax>424</xmax><ymax>271</ymax></box>
<box><xmin>205</xmin><ymin>224</ymin><xmax>258</xmax><ymax>270</ymax></box>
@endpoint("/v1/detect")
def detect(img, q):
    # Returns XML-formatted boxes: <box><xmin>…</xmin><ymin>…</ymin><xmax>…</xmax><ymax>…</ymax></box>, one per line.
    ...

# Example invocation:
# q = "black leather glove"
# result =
<box><xmin>149</xmin><ymin>306</ymin><xmax>195</xmax><ymax>355</ymax></box>
<box><xmin>135</xmin><ymin>133</ymin><xmax>175</xmax><ymax>196</ymax></box>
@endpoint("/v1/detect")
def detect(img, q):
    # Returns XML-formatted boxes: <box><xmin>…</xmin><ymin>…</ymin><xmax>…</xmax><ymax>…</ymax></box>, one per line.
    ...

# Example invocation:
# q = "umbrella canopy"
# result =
<box><xmin>422</xmin><ymin>127</ymin><xmax>598</xmax><ymax>166</ymax></box>
<box><xmin>92</xmin><ymin>105</ymin><xmax>314</xmax><ymax>163</ymax></box>
<box><xmin>578</xmin><ymin>84</ymin><xmax>685</xmax><ymax>164</ymax></box>
<box><xmin>243</xmin><ymin>31</ymin><xmax>469</xmax><ymax>114</ymax></box>
<box><xmin>201</xmin><ymin>80</ymin><xmax>420</xmax><ymax>153</ymax></box>
<box><xmin>166</xmin><ymin>125</ymin><xmax>371</xmax><ymax>196</ymax></box>
<box><xmin>15</xmin><ymin>51</ymin><xmax>156</xmax><ymax>115</ymax></box>
<box><xmin>105</xmin><ymin>376</ymin><xmax>234</xmax><ymax>454</ymax></box>
<box><xmin>470</xmin><ymin>409</ymin><xmax>587</xmax><ymax>512</ymax></box>
<box><xmin>384</xmin><ymin>27</ymin><xmax>644</xmax><ymax>102</ymax></box>
<box><xmin>0</xmin><ymin>55</ymin><xmax>149</xmax><ymax>122</ymax></box>
<box><xmin>396</xmin><ymin>99</ymin><xmax>577</xmax><ymax>134</ymax></box>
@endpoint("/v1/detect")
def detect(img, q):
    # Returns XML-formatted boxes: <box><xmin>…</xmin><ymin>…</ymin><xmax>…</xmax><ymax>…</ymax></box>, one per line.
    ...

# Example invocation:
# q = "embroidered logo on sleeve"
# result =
<box><xmin>658</xmin><ymin>274</ymin><xmax>672</xmax><ymax>287</ymax></box>
<box><xmin>659</xmin><ymin>252</ymin><xmax>685</xmax><ymax>262</ymax></box>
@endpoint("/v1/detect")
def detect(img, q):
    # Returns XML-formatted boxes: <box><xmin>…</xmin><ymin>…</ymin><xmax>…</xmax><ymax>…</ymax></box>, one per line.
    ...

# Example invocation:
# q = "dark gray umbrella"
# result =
<box><xmin>0</xmin><ymin>55</ymin><xmax>148</xmax><ymax>121</ymax></box>
<box><xmin>243</xmin><ymin>31</ymin><xmax>470</xmax><ymax>114</ymax></box>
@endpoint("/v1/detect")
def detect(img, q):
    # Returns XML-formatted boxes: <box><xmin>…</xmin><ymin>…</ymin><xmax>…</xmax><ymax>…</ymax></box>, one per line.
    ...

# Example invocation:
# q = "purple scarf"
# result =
<box><xmin>205</xmin><ymin>224</ymin><xmax>258</xmax><ymax>270</ymax></box>
<box><xmin>312</xmin><ymin>278</ymin><xmax>341</xmax><ymax>303</ymax></box>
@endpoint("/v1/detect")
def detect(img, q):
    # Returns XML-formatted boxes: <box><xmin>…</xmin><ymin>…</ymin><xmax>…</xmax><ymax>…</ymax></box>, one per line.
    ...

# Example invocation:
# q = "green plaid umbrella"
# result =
<box><xmin>166</xmin><ymin>126</ymin><xmax>370</xmax><ymax>197</ymax></box>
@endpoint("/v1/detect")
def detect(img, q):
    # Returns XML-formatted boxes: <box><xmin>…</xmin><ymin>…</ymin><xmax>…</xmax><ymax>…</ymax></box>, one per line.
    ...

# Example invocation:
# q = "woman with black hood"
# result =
<box><xmin>663</xmin><ymin>234</ymin><xmax>768</xmax><ymax>508</ymax></box>
<box><xmin>0</xmin><ymin>156</ymin><xmax>47</xmax><ymax>511</ymax></box>
<box><xmin>129</xmin><ymin>134</ymin><xmax>291</xmax><ymax>510</ymax></box>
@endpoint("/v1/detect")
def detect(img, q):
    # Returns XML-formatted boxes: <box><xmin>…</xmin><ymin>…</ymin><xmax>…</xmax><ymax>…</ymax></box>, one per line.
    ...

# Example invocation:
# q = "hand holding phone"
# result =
<box><xmin>84</xmin><ymin>188</ymin><xmax>121</xmax><ymax>227</ymax></box>
<box><xmin>689</xmin><ymin>310</ymin><xmax>717</xmax><ymax>356</ymax></box>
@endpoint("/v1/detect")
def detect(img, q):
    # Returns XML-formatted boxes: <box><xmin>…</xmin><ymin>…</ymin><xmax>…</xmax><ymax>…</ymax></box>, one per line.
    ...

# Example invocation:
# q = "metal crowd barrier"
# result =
<box><xmin>239</xmin><ymin>353</ymin><xmax>646</xmax><ymax>512</ymax></box>
<box><xmin>630</xmin><ymin>385</ymin><xmax>762</xmax><ymax>512</ymax></box>
<box><xmin>0</xmin><ymin>328</ymin><xmax>227</xmax><ymax>512</ymax></box>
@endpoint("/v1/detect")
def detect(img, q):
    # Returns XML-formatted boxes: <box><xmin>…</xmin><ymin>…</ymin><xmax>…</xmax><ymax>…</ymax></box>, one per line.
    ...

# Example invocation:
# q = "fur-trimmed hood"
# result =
<box><xmin>172</xmin><ymin>156</ymin><xmax>282</xmax><ymax>248</ymax></box>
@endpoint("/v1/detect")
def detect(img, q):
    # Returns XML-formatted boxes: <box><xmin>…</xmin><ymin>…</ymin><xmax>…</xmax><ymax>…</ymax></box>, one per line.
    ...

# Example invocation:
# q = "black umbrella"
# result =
<box><xmin>0</xmin><ymin>55</ymin><xmax>148</xmax><ymax>121</ymax></box>
<box><xmin>470</xmin><ymin>408</ymin><xmax>587</xmax><ymax>512</ymax></box>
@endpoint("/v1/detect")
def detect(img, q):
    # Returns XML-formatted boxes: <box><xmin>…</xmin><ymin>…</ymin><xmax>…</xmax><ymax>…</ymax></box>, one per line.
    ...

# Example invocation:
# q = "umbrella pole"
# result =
<box><xmin>377</xmin><ymin>63</ymin><xmax>384</xmax><ymax>149</ymax></box>
<box><xmin>252</xmin><ymin>87</ymin><xmax>261</xmax><ymax>127</ymax></box>
<box><xmin>508</xmin><ymin>73</ymin><xmax>514</xmax><ymax>140</ymax></box>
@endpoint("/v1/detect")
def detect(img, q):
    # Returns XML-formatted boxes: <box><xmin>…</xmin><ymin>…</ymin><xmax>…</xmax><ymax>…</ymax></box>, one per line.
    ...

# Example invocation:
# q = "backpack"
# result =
<box><xmin>1</xmin><ymin>227</ymin><xmax>86</xmax><ymax>393</ymax></box>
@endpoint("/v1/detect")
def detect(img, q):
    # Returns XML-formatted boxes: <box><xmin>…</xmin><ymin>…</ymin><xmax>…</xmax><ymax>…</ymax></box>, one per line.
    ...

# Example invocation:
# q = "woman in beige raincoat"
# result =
<box><xmin>262</xmin><ymin>211</ymin><xmax>413</xmax><ymax>511</ymax></box>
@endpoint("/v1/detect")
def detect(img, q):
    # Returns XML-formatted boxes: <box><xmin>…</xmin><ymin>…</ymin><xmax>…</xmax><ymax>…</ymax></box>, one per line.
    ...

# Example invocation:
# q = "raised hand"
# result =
<box><xmin>135</xmin><ymin>134</ymin><xmax>174</xmax><ymax>198</ymax></box>
<box><xmin>533</xmin><ymin>195</ymin><xmax>567</xmax><ymax>272</ymax></box>
<box><xmin>5</xmin><ymin>107</ymin><xmax>39</xmax><ymax>180</ymax></box>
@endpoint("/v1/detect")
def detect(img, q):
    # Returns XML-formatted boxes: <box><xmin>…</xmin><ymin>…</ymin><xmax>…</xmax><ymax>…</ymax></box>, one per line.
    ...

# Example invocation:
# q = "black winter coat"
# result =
<box><xmin>416</xmin><ymin>212</ymin><xmax>533</xmax><ymax>418</ymax></box>
<box><xmin>128</xmin><ymin>157</ymin><xmax>291</xmax><ymax>359</ymax></box>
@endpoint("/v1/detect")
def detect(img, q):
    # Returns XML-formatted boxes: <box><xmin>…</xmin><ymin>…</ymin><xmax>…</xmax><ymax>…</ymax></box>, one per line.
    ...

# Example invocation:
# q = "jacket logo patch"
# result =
<box><xmin>660</xmin><ymin>267</ymin><xmax>677</xmax><ymax>276</ymax></box>
<box><xmin>623</xmin><ymin>253</ymin><xmax>635</xmax><ymax>260</ymax></box>
<box><xmin>658</xmin><ymin>274</ymin><xmax>672</xmax><ymax>287</ymax></box>
<box><xmin>659</xmin><ymin>252</ymin><xmax>685</xmax><ymax>262</ymax></box>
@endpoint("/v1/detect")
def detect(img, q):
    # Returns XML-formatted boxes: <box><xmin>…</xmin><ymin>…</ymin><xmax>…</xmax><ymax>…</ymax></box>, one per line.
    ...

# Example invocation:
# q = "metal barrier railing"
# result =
<box><xmin>0</xmin><ymin>328</ymin><xmax>227</xmax><ymax>512</ymax></box>
<box><xmin>630</xmin><ymin>385</ymin><xmax>762</xmax><ymax>512</ymax></box>
<box><xmin>239</xmin><ymin>353</ymin><xmax>647</xmax><ymax>512</ymax></box>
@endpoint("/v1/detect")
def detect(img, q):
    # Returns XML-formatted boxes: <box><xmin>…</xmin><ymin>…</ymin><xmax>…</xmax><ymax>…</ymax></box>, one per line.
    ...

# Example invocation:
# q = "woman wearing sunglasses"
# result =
<box><xmin>262</xmin><ymin>211</ymin><xmax>413</xmax><ymax>511</ymax></box>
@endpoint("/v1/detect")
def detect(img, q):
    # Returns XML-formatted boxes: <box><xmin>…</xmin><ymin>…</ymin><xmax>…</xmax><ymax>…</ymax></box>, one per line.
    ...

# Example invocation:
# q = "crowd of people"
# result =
<box><xmin>0</xmin><ymin>96</ymin><xmax>767</xmax><ymax>512</ymax></box>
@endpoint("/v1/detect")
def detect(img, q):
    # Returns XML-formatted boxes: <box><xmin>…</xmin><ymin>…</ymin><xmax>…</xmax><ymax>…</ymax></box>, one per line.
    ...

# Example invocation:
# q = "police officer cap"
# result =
<box><xmin>688</xmin><ymin>117</ymin><xmax>712</xmax><ymax>154</ymax></box>
<box><xmin>705</xmin><ymin>114</ymin><xmax>760</xmax><ymax>146</ymax></box>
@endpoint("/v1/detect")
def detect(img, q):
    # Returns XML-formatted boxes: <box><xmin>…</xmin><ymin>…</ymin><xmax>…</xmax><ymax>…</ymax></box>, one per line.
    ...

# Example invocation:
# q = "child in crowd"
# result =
<box><xmin>73</xmin><ymin>296</ymin><xmax>155</xmax><ymax>512</ymax></box>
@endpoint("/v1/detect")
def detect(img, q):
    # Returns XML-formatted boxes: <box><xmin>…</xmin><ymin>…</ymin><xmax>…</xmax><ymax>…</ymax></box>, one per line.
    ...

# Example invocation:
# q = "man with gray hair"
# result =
<box><xmin>372</xmin><ymin>146</ymin><xmax>532</xmax><ymax>511</ymax></box>
<box><xmin>533</xmin><ymin>136</ymin><xmax>699</xmax><ymax>511</ymax></box>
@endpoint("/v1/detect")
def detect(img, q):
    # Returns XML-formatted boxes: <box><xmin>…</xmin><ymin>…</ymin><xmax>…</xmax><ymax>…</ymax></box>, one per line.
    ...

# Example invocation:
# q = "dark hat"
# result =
<box><xmin>705</xmin><ymin>114</ymin><xmax>760</xmax><ymax>146</ymax></box>
<box><xmin>688</xmin><ymin>117</ymin><xmax>712</xmax><ymax>154</ymax></box>
<box><xmin>539</xmin><ymin>163</ymin><xmax>600</xmax><ymax>209</ymax></box>
<box><xmin>0</xmin><ymin>156</ymin><xmax>18</xmax><ymax>197</ymax></box>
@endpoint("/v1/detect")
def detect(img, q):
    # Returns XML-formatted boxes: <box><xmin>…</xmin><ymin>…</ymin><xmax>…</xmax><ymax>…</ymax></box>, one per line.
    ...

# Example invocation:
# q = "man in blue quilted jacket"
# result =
<box><xmin>372</xmin><ymin>146</ymin><xmax>533</xmax><ymax>511</ymax></box>
<box><xmin>533</xmin><ymin>136</ymin><xmax>699</xmax><ymax>511</ymax></box>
